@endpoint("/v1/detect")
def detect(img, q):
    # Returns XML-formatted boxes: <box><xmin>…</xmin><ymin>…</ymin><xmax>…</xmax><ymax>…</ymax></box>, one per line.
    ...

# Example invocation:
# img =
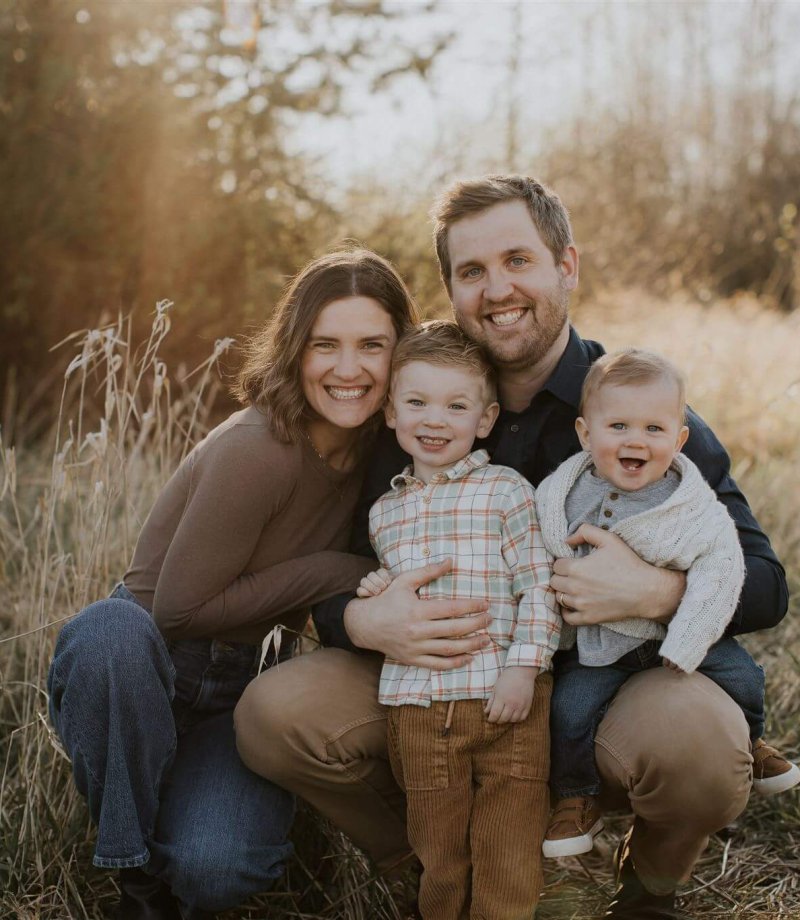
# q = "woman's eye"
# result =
<box><xmin>313</xmin><ymin>341</ymin><xmax>335</xmax><ymax>350</ymax></box>
<box><xmin>362</xmin><ymin>341</ymin><xmax>383</xmax><ymax>351</ymax></box>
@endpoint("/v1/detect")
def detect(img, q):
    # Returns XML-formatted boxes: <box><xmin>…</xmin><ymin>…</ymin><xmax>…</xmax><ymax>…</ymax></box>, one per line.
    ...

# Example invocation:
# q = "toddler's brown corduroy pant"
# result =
<box><xmin>235</xmin><ymin>649</ymin><xmax>752</xmax><ymax>904</ymax></box>
<box><xmin>387</xmin><ymin>676</ymin><xmax>552</xmax><ymax>920</ymax></box>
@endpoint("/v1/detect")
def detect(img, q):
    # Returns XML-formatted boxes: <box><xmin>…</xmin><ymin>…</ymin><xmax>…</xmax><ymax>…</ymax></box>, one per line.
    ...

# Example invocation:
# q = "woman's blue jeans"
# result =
<box><xmin>47</xmin><ymin>584</ymin><xmax>295</xmax><ymax>912</ymax></box>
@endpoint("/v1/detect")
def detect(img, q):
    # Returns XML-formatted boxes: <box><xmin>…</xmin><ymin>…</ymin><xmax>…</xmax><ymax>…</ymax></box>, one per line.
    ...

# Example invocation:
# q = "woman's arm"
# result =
<box><xmin>151</xmin><ymin>427</ymin><xmax>373</xmax><ymax>640</ymax></box>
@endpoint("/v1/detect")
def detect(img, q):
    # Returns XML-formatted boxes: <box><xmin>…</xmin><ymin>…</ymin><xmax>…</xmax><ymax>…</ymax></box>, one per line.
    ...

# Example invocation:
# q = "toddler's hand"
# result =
<box><xmin>662</xmin><ymin>657</ymin><xmax>684</xmax><ymax>673</ymax></box>
<box><xmin>356</xmin><ymin>567</ymin><xmax>394</xmax><ymax>598</ymax></box>
<box><xmin>485</xmin><ymin>666</ymin><xmax>539</xmax><ymax>723</ymax></box>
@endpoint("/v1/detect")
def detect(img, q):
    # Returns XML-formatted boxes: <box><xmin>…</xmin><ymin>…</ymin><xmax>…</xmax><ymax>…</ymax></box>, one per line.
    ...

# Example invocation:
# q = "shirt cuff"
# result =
<box><xmin>312</xmin><ymin>592</ymin><xmax>362</xmax><ymax>654</ymax></box>
<box><xmin>504</xmin><ymin>642</ymin><xmax>554</xmax><ymax>670</ymax></box>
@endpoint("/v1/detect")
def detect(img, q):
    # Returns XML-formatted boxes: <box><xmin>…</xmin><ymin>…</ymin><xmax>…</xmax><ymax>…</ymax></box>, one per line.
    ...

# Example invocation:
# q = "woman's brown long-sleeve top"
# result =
<box><xmin>124</xmin><ymin>406</ymin><xmax>375</xmax><ymax>644</ymax></box>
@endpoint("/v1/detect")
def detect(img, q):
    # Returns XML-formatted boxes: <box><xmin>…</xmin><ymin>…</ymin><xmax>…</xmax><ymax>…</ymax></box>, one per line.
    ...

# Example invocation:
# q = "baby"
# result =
<box><xmin>358</xmin><ymin>320</ymin><xmax>560</xmax><ymax>919</ymax></box>
<box><xmin>535</xmin><ymin>348</ymin><xmax>800</xmax><ymax>859</ymax></box>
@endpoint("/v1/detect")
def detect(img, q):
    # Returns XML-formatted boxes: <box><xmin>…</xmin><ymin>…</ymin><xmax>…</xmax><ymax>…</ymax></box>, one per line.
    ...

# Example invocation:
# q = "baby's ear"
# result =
<box><xmin>575</xmin><ymin>416</ymin><xmax>591</xmax><ymax>451</ymax></box>
<box><xmin>675</xmin><ymin>425</ymin><xmax>689</xmax><ymax>453</ymax></box>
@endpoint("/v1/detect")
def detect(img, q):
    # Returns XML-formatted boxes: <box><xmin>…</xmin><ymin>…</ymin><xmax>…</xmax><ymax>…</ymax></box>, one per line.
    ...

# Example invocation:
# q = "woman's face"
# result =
<box><xmin>301</xmin><ymin>296</ymin><xmax>397</xmax><ymax>430</ymax></box>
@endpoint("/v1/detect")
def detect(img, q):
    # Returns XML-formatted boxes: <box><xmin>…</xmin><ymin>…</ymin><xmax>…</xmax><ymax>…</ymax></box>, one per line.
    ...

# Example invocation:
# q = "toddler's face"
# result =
<box><xmin>386</xmin><ymin>361</ymin><xmax>499</xmax><ymax>483</ymax></box>
<box><xmin>576</xmin><ymin>379</ymin><xmax>689</xmax><ymax>491</ymax></box>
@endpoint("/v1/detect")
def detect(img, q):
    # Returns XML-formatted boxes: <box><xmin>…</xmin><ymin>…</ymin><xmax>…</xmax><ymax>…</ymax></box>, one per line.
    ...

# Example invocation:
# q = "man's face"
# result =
<box><xmin>446</xmin><ymin>200</ymin><xmax>578</xmax><ymax>371</ymax></box>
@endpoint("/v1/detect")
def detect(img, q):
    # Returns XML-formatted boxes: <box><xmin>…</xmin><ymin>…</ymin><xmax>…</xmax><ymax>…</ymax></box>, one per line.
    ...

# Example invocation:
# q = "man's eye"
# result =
<box><xmin>464</xmin><ymin>267</ymin><xmax>482</xmax><ymax>279</ymax></box>
<box><xmin>509</xmin><ymin>256</ymin><xmax>527</xmax><ymax>267</ymax></box>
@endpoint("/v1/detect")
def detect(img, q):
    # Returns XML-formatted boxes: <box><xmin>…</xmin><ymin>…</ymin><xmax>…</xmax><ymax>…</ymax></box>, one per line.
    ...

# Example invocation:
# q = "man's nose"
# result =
<box><xmin>484</xmin><ymin>271</ymin><xmax>515</xmax><ymax>303</ymax></box>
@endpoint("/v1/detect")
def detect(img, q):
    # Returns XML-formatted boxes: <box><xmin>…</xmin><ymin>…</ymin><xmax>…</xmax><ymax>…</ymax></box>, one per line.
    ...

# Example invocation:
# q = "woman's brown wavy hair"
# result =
<box><xmin>233</xmin><ymin>248</ymin><xmax>420</xmax><ymax>442</ymax></box>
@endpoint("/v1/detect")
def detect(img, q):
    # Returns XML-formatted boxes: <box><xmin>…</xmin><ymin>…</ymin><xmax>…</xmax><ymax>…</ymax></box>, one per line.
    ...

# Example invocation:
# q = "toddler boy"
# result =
<box><xmin>535</xmin><ymin>348</ymin><xmax>800</xmax><ymax>859</ymax></box>
<box><xmin>358</xmin><ymin>321</ymin><xmax>560</xmax><ymax>919</ymax></box>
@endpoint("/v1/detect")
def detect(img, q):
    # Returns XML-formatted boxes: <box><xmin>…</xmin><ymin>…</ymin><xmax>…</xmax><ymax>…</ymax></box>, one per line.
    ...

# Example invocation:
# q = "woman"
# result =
<box><xmin>47</xmin><ymin>249</ymin><xmax>419</xmax><ymax>919</ymax></box>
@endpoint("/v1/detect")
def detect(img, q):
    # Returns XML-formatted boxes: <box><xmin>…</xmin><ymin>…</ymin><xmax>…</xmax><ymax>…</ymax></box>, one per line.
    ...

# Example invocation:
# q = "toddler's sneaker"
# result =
<box><xmin>542</xmin><ymin>795</ymin><xmax>604</xmax><ymax>858</ymax></box>
<box><xmin>752</xmin><ymin>738</ymin><xmax>800</xmax><ymax>796</ymax></box>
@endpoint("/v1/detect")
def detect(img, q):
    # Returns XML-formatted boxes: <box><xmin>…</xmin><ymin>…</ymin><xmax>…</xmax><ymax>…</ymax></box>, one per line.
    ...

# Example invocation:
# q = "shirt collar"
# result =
<box><xmin>539</xmin><ymin>325</ymin><xmax>595</xmax><ymax>410</ymax></box>
<box><xmin>389</xmin><ymin>449</ymin><xmax>490</xmax><ymax>491</ymax></box>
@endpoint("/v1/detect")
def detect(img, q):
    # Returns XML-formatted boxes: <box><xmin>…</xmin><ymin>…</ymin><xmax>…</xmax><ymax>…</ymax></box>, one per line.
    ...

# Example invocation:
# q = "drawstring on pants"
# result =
<box><xmin>442</xmin><ymin>700</ymin><xmax>455</xmax><ymax>737</ymax></box>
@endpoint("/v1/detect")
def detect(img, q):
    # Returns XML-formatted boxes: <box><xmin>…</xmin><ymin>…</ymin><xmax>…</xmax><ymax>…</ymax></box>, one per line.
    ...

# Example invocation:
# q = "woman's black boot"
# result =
<box><xmin>114</xmin><ymin>867</ymin><xmax>182</xmax><ymax>920</ymax></box>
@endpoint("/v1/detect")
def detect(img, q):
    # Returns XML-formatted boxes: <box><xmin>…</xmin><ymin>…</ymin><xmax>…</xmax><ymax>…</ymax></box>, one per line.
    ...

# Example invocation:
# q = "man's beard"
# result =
<box><xmin>465</xmin><ymin>280</ymin><xmax>570</xmax><ymax>371</ymax></box>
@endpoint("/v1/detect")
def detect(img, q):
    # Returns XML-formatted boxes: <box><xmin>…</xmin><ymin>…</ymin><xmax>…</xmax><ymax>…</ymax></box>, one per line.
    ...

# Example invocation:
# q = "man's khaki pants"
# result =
<box><xmin>234</xmin><ymin>648</ymin><xmax>752</xmax><ymax>903</ymax></box>
<box><xmin>387</xmin><ymin>682</ymin><xmax>552</xmax><ymax>920</ymax></box>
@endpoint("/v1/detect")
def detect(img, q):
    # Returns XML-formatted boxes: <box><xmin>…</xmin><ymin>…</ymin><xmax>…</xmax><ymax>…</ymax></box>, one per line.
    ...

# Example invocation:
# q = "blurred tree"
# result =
<box><xmin>0</xmin><ymin>0</ymin><xmax>448</xmax><ymax>443</ymax></box>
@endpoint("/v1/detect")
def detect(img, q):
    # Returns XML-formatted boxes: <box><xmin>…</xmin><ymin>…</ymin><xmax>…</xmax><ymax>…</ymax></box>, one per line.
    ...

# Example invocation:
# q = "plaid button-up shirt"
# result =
<box><xmin>370</xmin><ymin>450</ymin><xmax>560</xmax><ymax>707</ymax></box>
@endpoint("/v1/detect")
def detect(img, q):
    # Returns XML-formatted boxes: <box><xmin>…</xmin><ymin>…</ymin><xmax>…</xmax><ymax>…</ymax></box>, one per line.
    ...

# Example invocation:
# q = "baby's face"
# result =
<box><xmin>576</xmin><ymin>379</ymin><xmax>689</xmax><ymax>491</ymax></box>
<box><xmin>386</xmin><ymin>361</ymin><xmax>498</xmax><ymax>483</ymax></box>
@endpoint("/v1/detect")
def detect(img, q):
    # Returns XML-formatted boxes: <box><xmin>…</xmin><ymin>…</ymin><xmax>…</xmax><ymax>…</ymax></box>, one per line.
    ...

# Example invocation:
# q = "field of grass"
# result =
<box><xmin>1</xmin><ymin>294</ymin><xmax>798</xmax><ymax>919</ymax></box>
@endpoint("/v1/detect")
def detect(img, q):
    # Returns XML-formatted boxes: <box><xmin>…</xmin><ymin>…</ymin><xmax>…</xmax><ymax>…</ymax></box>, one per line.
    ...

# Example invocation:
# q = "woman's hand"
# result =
<box><xmin>550</xmin><ymin>524</ymin><xmax>686</xmax><ymax>627</ymax></box>
<box><xmin>344</xmin><ymin>559</ymin><xmax>492</xmax><ymax>669</ymax></box>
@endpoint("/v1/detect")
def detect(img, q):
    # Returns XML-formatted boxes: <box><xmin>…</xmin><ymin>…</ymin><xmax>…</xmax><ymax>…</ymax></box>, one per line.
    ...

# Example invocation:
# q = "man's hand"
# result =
<box><xmin>343</xmin><ymin>559</ymin><xmax>492</xmax><ymax>669</ymax></box>
<box><xmin>356</xmin><ymin>567</ymin><xmax>394</xmax><ymax>598</ymax></box>
<box><xmin>485</xmin><ymin>666</ymin><xmax>538</xmax><ymax>723</ymax></box>
<box><xmin>550</xmin><ymin>524</ymin><xmax>686</xmax><ymax>627</ymax></box>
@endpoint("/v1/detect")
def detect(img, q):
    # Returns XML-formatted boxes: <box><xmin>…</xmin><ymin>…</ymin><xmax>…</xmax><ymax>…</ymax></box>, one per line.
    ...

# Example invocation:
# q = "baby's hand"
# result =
<box><xmin>485</xmin><ymin>666</ymin><xmax>539</xmax><ymax>724</ymax></box>
<box><xmin>356</xmin><ymin>567</ymin><xmax>394</xmax><ymax>598</ymax></box>
<box><xmin>662</xmin><ymin>657</ymin><xmax>684</xmax><ymax>673</ymax></box>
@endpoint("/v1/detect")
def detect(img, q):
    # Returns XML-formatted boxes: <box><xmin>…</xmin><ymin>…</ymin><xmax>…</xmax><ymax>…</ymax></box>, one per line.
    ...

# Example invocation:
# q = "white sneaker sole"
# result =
<box><xmin>753</xmin><ymin>761</ymin><xmax>800</xmax><ymax>796</ymax></box>
<box><xmin>542</xmin><ymin>819</ymin><xmax>604</xmax><ymax>859</ymax></box>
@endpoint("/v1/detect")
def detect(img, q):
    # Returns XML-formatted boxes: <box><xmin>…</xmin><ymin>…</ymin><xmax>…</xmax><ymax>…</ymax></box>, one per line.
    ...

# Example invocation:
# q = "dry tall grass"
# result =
<box><xmin>1</xmin><ymin>294</ymin><xmax>798</xmax><ymax>919</ymax></box>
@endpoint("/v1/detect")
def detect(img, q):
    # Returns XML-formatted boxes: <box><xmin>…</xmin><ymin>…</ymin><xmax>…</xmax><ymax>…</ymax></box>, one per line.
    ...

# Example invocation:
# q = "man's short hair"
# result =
<box><xmin>580</xmin><ymin>349</ymin><xmax>687</xmax><ymax>420</ymax></box>
<box><xmin>391</xmin><ymin>320</ymin><xmax>498</xmax><ymax>403</ymax></box>
<box><xmin>431</xmin><ymin>175</ymin><xmax>574</xmax><ymax>292</ymax></box>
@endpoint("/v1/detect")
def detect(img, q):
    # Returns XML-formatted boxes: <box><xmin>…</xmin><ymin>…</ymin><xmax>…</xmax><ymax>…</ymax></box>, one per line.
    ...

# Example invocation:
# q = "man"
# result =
<box><xmin>235</xmin><ymin>175</ymin><xmax>788</xmax><ymax>919</ymax></box>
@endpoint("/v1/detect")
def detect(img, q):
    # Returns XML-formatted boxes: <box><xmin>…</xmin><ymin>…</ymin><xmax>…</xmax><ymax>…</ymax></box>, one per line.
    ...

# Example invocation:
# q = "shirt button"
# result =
<box><xmin>422</xmin><ymin>545</ymin><xmax>430</xmax><ymax>557</ymax></box>
<box><xmin>601</xmin><ymin>524</ymin><xmax>610</xmax><ymax>530</ymax></box>
<box><xmin>609</xmin><ymin>492</ymin><xmax>619</xmax><ymax>500</ymax></box>
<box><xmin>510</xmin><ymin>424</ymin><xmax>520</xmax><ymax>433</ymax></box>
<box><xmin>603</xmin><ymin>509</ymin><xmax>613</xmax><ymax>518</ymax></box>
<box><xmin>423</xmin><ymin>496</ymin><xmax>431</xmax><ymax>504</ymax></box>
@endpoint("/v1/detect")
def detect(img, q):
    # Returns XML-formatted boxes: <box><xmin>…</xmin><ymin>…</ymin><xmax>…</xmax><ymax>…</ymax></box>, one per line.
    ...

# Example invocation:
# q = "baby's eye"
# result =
<box><xmin>610</xmin><ymin>422</ymin><xmax>626</xmax><ymax>430</ymax></box>
<box><xmin>647</xmin><ymin>425</ymin><xmax>663</xmax><ymax>433</ymax></box>
<box><xmin>407</xmin><ymin>399</ymin><xmax>424</xmax><ymax>407</ymax></box>
<box><xmin>449</xmin><ymin>403</ymin><xmax>467</xmax><ymax>411</ymax></box>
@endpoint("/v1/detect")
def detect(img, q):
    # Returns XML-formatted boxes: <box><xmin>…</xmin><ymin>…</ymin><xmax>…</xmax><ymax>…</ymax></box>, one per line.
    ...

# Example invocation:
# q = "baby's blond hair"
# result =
<box><xmin>581</xmin><ymin>349</ymin><xmax>686</xmax><ymax>420</ymax></box>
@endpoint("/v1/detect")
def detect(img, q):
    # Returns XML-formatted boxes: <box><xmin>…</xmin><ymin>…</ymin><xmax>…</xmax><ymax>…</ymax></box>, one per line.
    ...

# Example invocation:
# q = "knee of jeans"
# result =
<box><xmin>50</xmin><ymin>599</ymin><xmax>169</xmax><ymax>697</ymax></box>
<box><xmin>168</xmin><ymin>836</ymin><xmax>291</xmax><ymax>912</ymax></box>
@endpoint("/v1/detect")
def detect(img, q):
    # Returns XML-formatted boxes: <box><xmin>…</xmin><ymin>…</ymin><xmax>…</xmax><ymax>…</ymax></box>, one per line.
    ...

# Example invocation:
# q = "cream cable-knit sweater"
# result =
<box><xmin>535</xmin><ymin>451</ymin><xmax>745</xmax><ymax>673</ymax></box>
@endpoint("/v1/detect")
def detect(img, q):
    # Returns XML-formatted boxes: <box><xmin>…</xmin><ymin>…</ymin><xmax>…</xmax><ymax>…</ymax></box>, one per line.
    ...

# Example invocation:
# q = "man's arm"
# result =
<box><xmin>550</xmin><ymin>408</ymin><xmax>788</xmax><ymax>635</ymax></box>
